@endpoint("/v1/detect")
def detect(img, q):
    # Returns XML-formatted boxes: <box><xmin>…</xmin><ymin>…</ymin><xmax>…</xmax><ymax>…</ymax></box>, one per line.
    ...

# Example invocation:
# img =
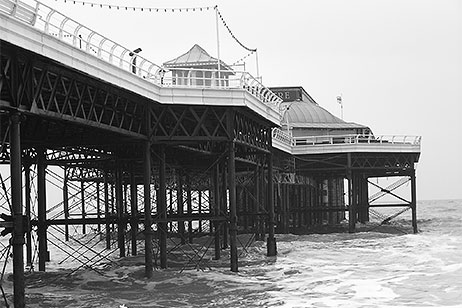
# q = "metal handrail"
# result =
<box><xmin>293</xmin><ymin>134</ymin><xmax>422</xmax><ymax>146</ymax></box>
<box><xmin>0</xmin><ymin>0</ymin><xmax>282</xmax><ymax>113</ymax></box>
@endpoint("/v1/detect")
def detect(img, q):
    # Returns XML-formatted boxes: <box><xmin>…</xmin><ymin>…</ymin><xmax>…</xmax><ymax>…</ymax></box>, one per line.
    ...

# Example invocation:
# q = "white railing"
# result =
<box><xmin>0</xmin><ymin>0</ymin><xmax>282</xmax><ymax>112</ymax></box>
<box><xmin>270</xmin><ymin>130</ymin><xmax>422</xmax><ymax>153</ymax></box>
<box><xmin>293</xmin><ymin>134</ymin><xmax>422</xmax><ymax>147</ymax></box>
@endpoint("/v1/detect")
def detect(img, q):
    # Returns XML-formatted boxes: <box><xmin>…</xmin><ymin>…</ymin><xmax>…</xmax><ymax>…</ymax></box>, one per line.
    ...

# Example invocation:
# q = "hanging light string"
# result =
<box><xmin>231</xmin><ymin>50</ymin><xmax>255</xmax><ymax>66</ymax></box>
<box><xmin>52</xmin><ymin>1</ymin><xmax>259</xmax><ymax>68</ymax></box>
<box><xmin>214</xmin><ymin>7</ymin><xmax>257</xmax><ymax>53</ymax></box>
<box><xmin>54</xmin><ymin>0</ymin><xmax>213</xmax><ymax>12</ymax></box>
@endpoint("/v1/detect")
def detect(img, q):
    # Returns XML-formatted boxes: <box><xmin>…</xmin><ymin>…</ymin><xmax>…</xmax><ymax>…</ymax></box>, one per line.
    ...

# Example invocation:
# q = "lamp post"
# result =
<box><xmin>280</xmin><ymin>102</ymin><xmax>295</xmax><ymax>135</ymax></box>
<box><xmin>129</xmin><ymin>47</ymin><xmax>142</xmax><ymax>75</ymax></box>
<box><xmin>337</xmin><ymin>95</ymin><xmax>343</xmax><ymax>120</ymax></box>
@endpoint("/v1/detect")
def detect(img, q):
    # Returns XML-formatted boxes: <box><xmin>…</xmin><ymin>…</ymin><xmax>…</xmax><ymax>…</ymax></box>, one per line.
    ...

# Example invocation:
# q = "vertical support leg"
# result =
<box><xmin>411</xmin><ymin>170</ymin><xmax>418</xmax><ymax>234</ymax></box>
<box><xmin>158</xmin><ymin>145</ymin><xmax>168</xmax><ymax>268</ymax></box>
<box><xmin>24</xmin><ymin>163</ymin><xmax>32</xmax><ymax>266</ymax></box>
<box><xmin>177</xmin><ymin>171</ymin><xmax>185</xmax><ymax>245</ymax></box>
<box><xmin>228</xmin><ymin>141</ymin><xmax>238</xmax><ymax>272</ymax></box>
<box><xmin>169</xmin><ymin>189</ymin><xmax>173</xmax><ymax>233</ymax></box>
<box><xmin>198</xmin><ymin>190</ymin><xmax>202</xmax><ymax>233</ymax></box>
<box><xmin>267</xmin><ymin>151</ymin><xmax>277</xmax><ymax>256</ymax></box>
<box><xmin>221</xmin><ymin>162</ymin><xmax>228</xmax><ymax>249</ymax></box>
<box><xmin>347</xmin><ymin>153</ymin><xmax>355</xmax><ymax>233</ymax></box>
<box><xmin>96</xmin><ymin>181</ymin><xmax>101</xmax><ymax>233</ymax></box>
<box><xmin>10</xmin><ymin>112</ymin><xmax>25</xmax><ymax>307</ymax></box>
<box><xmin>130</xmin><ymin>167</ymin><xmax>138</xmax><ymax>256</ymax></box>
<box><xmin>254</xmin><ymin>165</ymin><xmax>261</xmax><ymax>238</ymax></box>
<box><xmin>213</xmin><ymin>164</ymin><xmax>221</xmax><ymax>260</ymax></box>
<box><xmin>81</xmin><ymin>180</ymin><xmax>86</xmax><ymax>234</ymax></box>
<box><xmin>143</xmin><ymin>142</ymin><xmax>153</xmax><ymax>278</ymax></box>
<box><xmin>104</xmin><ymin>171</ymin><xmax>111</xmax><ymax>250</ymax></box>
<box><xmin>37</xmin><ymin>148</ymin><xmax>48</xmax><ymax>271</ymax></box>
<box><xmin>115</xmin><ymin>165</ymin><xmax>125</xmax><ymax>257</ymax></box>
<box><xmin>186</xmin><ymin>174</ymin><xmax>193</xmax><ymax>244</ymax></box>
<box><xmin>63</xmin><ymin>169</ymin><xmax>69</xmax><ymax>242</ymax></box>
<box><xmin>358</xmin><ymin>175</ymin><xmax>369</xmax><ymax>223</ymax></box>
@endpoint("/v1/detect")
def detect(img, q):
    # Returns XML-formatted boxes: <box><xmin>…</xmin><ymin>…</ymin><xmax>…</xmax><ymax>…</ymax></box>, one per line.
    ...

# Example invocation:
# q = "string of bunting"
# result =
<box><xmin>231</xmin><ymin>50</ymin><xmax>255</xmax><ymax>66</ymax></box>
<box><xmin>53</xmin><ymin>0</ymin><xmax>258</xmax><ymax>59</ymax></box>
<box><xmin>215</xmin><ymin>7</ymin><xmax>257</xmax><ymax>53</ymax></box>
<box><xmin>54</xmin><ymin>0</ymin><xmax>213</xmax><ymax>12</ymax></box>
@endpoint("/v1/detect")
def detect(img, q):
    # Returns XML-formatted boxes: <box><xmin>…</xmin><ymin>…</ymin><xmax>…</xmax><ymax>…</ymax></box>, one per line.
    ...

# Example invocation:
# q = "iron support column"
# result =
<box><xmin>63</xmin><ymin>169</ymin><xmax>69</xmax><ymax>241</ymax></box>
<box><xmin>143</xmin><ymin>142</ymin><xmax>153</xmax><ymax>277</ymax></box>
<box><xmin>213</xmin><ymin>164</ymin><xmax>221</xmax><ymax>260</ymax></box>
<box><xmin>228</xmin><ymin>141</ymin><xmax>238</xmax><ymax>272</ymax></box>
<box><xmin>130</xmin><ymin>167</ymin><xmax>138</xmax><ymax>256</ymax></box>
<box><xmin>37</xmin><ymin>148</ymin><xmax>48</xmax><ymax>271</ymax></box>
<box><xmin>158</xmin><ymin>145</ymin><xmax>168</xmax><ymax>268</ymax></box>
<box><xmin>221</xmin><ymin>162</ymin><xmax>228</xmax><ymax>249</ymax></box>
<box><xmin>104</xmin><ymin>171</ymin><xmax>111</xmax><ymax>250</ymax></box>
<box><xmin>10</xmin><ymin>112</ymin><xmax>25</xmax><ymax>307</ymax></box>
<box><xmin>347</xmin><ymin>153</ymin><xmax>355</xmax><ymax>233</ymax></box>
<box><xmin>116</xmin><ymin>164</ymin><xmax>125</xmax><ymax>257</ymax></box>
<box><xmin>177</xmin><ymin>171</ymin><xmax>185</xmax><ymax>244</ymax></box>
<box><xmin>186</xmin><ymin>174</ymin><xmax>193</xmax><ymax>244</ymax></box>
<box><xmin>81</xmin><ymin>180</ymin><xmax>86</xmax><ymax>234</ymax></box>
<box><xmin>96</xmin><ymin>181</ymin><xmax>101</xmax><ymax>233</ymax></box>
<box><xmin>267</xmin><ymin>151</ymin><xmax>276</xmax><ymax>256</ymax></box>
<box><xmin>411</xmin><ymin>170</ymin><xmax>418</xmax><ymax>234</ymax></box>
<box><xmin>24</xmin><ymin>162</ymin><xmax>32</xmax><ymax>267</ymax></box>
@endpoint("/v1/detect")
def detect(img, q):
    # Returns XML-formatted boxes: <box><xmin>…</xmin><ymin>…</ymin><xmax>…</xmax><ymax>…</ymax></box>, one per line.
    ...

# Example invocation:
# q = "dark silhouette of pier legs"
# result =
<box><xmin>144</xmin><ymin>141</ymin><xmax>153</xmax><ymax>278</ymax></box>
<box><xmin>158</xmin><ymin>145</ymin><xmax>168</xmax><ymax>269</ymax></box>
<box><xmin>411</xmin><ymin>170</ymin><xmax>418</xmax><ymax>234</ymax></box>
<box><xmin>267</xmin><ymin>151</ymin><xmax>277</xmax><ymax>256</ymax></box>
<box><xmin>228</xmin><ymin>141</ymin><xmax>238</xmax><ymax>272</ymax></box>
<box><xmin>10</xmin><ymin>112</ymin><xmax>25</xmax><ymax>308</ymax></box>
<box><xmin>37</xmin><ymin>149</ymin><xmax>48</xmax><ymax>271</ymax></box>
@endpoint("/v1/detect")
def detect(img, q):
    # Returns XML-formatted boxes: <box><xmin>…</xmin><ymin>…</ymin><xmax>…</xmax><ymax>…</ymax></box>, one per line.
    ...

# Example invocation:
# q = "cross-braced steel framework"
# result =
<box><xmin>0</xmin><ymin>40</ymin><xmax>278</xmax><ymax>307</ymax></box>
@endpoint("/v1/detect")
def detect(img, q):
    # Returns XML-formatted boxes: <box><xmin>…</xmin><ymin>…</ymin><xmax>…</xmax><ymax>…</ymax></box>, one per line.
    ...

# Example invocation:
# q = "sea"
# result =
<box><xmin>1</xmin><ymin>199</ymin><xmax>461</xmax><ymax>307</ymax></box>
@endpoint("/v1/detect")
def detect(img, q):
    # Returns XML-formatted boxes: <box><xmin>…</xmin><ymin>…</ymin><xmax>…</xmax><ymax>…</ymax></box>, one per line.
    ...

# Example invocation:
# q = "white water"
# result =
<box><xmin>1</xmin><ymin>199</ymin><xmax>461</xmax><ymax>307</ymax></box>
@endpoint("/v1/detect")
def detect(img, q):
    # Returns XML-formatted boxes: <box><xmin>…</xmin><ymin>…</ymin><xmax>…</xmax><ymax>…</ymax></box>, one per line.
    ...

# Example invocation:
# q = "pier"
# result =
<box><xmin>0</xmin><ymin>1</ymin><xmax>420</xmax><ymax>307</ymax></box>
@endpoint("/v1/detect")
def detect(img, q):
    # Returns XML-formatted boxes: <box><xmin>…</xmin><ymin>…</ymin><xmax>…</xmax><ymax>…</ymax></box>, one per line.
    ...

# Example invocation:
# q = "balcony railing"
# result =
<box><xmin>1</xmin><ymin>0</ymin><xmax>282</xmax><ymax>111</ymax></box>
<box><xmin>271</xmin><ymin>128</ymin><xmax>422</xmax><ymax>153</ymax></box>
<box><xmin>294</xmin><ymin>134</ymin><xmax>422</xmax><ymax>146</ymax></box>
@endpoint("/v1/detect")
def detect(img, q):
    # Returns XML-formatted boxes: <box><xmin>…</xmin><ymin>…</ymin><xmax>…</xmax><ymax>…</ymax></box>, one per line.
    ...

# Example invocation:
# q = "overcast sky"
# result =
<box><xmin>40</xmin><ymin>0</ymin><xmax>462</xmax><ymax>201</ymax></box>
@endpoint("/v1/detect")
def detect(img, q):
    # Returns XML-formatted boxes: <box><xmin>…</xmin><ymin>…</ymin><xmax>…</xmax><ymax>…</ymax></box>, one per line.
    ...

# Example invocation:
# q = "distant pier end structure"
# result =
<box><xmin>0</xmin><ymin>1</ymin><xmax>420</xmax><ymax>307</ymax></box>
<box><xmin>270</xmin><ymin>86</ymin><xmax>421</xmax><ymax>234</ymax></box>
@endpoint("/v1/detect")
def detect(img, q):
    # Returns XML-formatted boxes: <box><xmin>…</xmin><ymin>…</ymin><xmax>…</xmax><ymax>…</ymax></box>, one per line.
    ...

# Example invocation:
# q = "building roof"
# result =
<box><xmin>285</xmin><ymin>102</ymin><xmax>368</xmax><ymax>130</ymax></box>
<box><xmin>163</xmin><ymin>44</ymin><xmax>232</xmax><ymax>71</ymax></box>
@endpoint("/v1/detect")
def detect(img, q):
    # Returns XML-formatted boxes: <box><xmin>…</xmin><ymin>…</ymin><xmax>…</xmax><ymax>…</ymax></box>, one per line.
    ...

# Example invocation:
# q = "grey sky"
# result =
<box><xmin>41</xmin><ymin>0</ymin><xmax>462</xmax><ymax>200</ymax></box>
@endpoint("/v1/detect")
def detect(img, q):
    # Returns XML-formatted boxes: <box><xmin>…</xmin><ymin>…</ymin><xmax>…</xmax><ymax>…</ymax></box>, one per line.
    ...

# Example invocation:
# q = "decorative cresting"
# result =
<box><xmin>0</xmin><ymin>42</ymin><xmax>148</xmax><ymax>137</ymax></box>
<box><xmin>0</xmin><ymin>0</ymin><xmax>283</xmax><ymax>112</ymax></box>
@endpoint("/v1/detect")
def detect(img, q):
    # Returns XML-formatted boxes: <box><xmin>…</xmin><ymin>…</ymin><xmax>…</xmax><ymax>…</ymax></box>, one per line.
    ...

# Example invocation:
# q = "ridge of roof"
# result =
<box><xmin>163</xmin><ymin>44</ymin><xmax>232</xmax><ymax>71</ymax></box>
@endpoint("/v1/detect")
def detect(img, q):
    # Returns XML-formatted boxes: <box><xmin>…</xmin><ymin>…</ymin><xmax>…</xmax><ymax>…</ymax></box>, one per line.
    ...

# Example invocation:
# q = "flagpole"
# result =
<box><xmin>215</xmin><ymin>5</ymin><xmax>221</xmax><ymax>86</ymax></box>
